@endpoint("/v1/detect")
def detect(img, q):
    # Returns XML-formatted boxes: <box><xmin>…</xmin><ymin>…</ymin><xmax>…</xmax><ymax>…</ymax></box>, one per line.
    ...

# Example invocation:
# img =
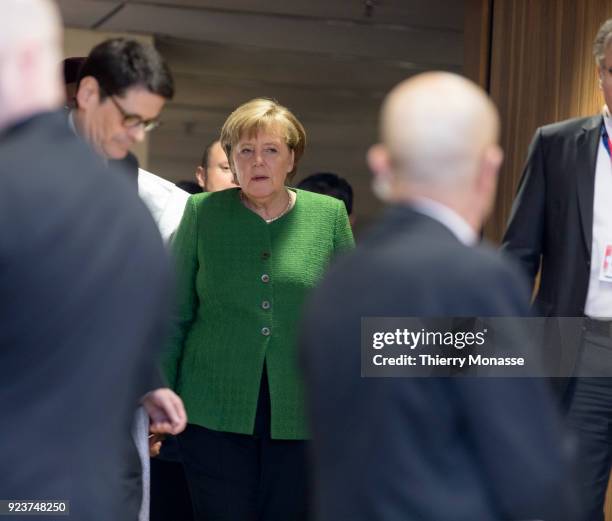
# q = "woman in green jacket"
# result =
<box><xmin>163</xmin><ymin>98</ymin><xmax>354</xmax><ymax>520</ymax></box>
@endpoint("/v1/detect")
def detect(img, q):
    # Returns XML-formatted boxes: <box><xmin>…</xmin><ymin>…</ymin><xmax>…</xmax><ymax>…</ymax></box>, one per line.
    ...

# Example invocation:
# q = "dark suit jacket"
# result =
<box><xmin>502</xmin><ymin>115</ymin><xmax>601</xmax><ymax>317</ymax></box>
<box><xmin>301</xmin><ymin>206</ymin><xmax>576</xmax><ymax>521</ymax></box>
<box><xmin>109</xmin><ymin>151</ymin><xmax>139</xmax><ymax>187</ymax></box>
<box><xmin>0</xmin><ymin>111</ymin><xmax>171</xmax><ymax>521</ymax></box>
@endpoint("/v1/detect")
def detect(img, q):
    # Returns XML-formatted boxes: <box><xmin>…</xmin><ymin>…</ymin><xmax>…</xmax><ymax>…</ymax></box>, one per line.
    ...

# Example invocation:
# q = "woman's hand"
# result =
<box><xmin>141</xmin><ymin>388</ymin><xmax>187</xmax><ymax>435</ymax></box>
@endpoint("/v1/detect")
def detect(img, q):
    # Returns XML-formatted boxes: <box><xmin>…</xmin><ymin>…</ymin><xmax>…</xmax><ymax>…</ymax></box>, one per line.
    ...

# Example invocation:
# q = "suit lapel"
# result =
<box><xmin>576</xmin><ymin>115</ymin><xmax>602</xmax><ymax>256</ymax></box>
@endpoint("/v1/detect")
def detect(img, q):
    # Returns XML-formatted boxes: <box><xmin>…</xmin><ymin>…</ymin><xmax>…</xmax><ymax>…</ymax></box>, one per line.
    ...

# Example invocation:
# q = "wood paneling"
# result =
<box><xmin>485</xmin><ymin>0</ymin><xmax>612</xmax><ymax>243</ymax></box>
<box><xmin>463</xmin><ymin>0</ymin><xmax>492</xmax><ymax>89</ymax></box>
<box><xmin>122</xmin><ymin>0</ymin><xmax>465</xmax><ymax>29</ymax></box>
<box><xmin>100</xmin><ymin>3</ymin><xmax>463</xmax><ymax>67</ymax></box>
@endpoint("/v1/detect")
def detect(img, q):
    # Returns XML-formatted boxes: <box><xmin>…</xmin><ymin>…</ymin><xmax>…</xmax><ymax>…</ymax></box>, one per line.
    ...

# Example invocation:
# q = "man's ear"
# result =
<box><xmin>75</xmin><ymin>76</ymin><xmax>100</xmax><ymax>109</ymax></box>
<box><xmin>195</xmin><ymin>166</ymin><xmax>206</xmax><ymax>189</ymax></box>
<box><xmin>367</xmin><ymin>143</ymin><xmax>392</xmax><ymax>179</ymax></box>
<box><xmin>597</xmin><ymin>65</ymin><xmax>604</xmax><ymax>88</ymax></box>
<box><xmin>475</xmin><ymin>144</ymin><xmax>503</xmax><ymax>198</ymax></box>
<box><xmin>367</xmin><ymin>144</ymin><xmax>395</xmax><ymax>201</ymax></box>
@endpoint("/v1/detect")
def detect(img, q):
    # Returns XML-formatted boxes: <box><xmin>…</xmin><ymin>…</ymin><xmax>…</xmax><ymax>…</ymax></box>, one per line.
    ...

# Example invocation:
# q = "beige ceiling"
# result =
<box><xmin>56</xmin><ymin>0</ymin><xmax>464</xmax><ymax>229</ymax></box>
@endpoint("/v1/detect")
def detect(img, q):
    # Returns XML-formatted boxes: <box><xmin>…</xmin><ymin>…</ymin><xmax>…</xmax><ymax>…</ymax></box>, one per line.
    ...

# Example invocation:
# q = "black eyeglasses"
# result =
<box><xmin>107</xmin><ymin>94</ymin><xmax>161</xmax><ymax>133</ymax></box>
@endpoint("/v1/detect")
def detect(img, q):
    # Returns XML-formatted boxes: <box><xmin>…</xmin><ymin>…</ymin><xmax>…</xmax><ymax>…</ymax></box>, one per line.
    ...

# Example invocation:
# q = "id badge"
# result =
<box><xmin>599</xmin><ymin>244</ymin><xmax>612</xmax><ymax>282</ymax></box>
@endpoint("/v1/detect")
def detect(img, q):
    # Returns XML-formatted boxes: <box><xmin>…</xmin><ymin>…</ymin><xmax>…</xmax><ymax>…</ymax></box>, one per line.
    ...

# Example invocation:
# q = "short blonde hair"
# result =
<box><xmin>220</xmin><ymin>98</ymin><xmax>306</xmax><ymax>181</ymax></box>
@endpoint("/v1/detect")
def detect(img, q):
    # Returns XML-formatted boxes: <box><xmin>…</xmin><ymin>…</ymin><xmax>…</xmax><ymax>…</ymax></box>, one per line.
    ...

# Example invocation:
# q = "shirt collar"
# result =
<box><xmin>602</xmin><ymin>105</ymin><xmax>612</xmax><ymax>139</ymax></box>
<box><xmin>409</xmin><ymin>196</ymin><xmax>478</xmax><ymax>246</ymax></box>
<box><xmin>67</xmin><ymin>109</ymin><xmax>77</xmax><ymax>136</ymax></box>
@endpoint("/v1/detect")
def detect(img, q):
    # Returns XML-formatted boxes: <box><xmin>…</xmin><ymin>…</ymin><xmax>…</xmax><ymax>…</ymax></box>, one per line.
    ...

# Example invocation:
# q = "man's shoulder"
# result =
<box><xmin>472</xmin><ymin>240</ymin><xmax>527</xmax><ymax>282</ymax></box>
<box><xmin>0</xmin><ymin>111</ymin><xmax>122</xmax><ymax>198</ymax></box>
<box><xmin>339</xmin><ymin>214</ymin><xmax>497</xmax><ymax>280</ymax></box>
<box><xmin>0</xmin><ymin>112</ymin><xmax>165</xmax><ymax>253</ymax></box>
<box><xmin>360</xmin><ymin>215</ymin><xmax>525</xmax><ymax>287</ymax></box>
<box><xmin>137</xmin><ymin>169</ymin><xmax>189</xmax><ymax>214</ymax></box>
<box><xmin>438</xmin><ymin>241</ymin><xmax>531</xmax><ymax>313</ymax></box>
<box><xmin>137</xmin><ymin>169</ymin><xmax>190</xmax><ymax>242</ymax></box>
<box><xmin>412</xmin><ymin>233</ymin><xmax>522</xmax><ymax>287</ymax></box>
<box><xmin>138</xmin><ymin>169</ymin><xmax>188</xmax><ymax>199</ymax></box>
<box><xmin>1</xmin><ymin>110</ymin><xmax>89</xmax><ymax>165</ymax></box>
<box><xmin>539</xmin><ymin>114</ymin><xmax>600</xmax><ymax>139</ymax></box>
<box><xmin>312</xmin><ymin>226</ymin><xmax>530</xmax><ymax>319</ymax></box>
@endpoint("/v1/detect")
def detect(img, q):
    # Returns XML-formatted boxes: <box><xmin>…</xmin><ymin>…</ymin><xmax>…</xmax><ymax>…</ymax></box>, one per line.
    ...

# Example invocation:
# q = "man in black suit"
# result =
<box><xmin>502</xmin><ymin>18</ymin><xmax>612</xmax><ymax>521</ymax></box>
<box><xmin>301</xmin><ymin>72</ymin><xmax>575</xmax><ymax>521</ymax></box>
<box><xmin>0</xmin><ymin>1</ymin><xmax>182</xmax><ymax>519</ymax></box>
<box><xmin>67</xmin><ymin>39</ymin><xmax>190</xmax><ymax>520</ymax></box>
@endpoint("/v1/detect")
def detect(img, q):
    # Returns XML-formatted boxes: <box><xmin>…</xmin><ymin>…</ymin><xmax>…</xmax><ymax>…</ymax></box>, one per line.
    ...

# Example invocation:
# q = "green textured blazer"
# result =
<box><xmin>163</xmin><ymin>188</ymin><xmax>354</xmax><ymax>440</ymax></box>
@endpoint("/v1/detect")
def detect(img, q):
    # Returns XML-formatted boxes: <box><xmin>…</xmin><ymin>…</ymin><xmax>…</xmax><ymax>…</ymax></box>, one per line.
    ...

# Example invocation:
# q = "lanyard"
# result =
<box><xmin>602</xmin><ymin>122</ymin><xmax>612</xmax><ymax>158</ymax></box>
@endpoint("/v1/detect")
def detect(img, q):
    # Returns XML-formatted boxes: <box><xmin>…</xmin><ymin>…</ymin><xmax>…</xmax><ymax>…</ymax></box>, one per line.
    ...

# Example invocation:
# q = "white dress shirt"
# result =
<box><xmin>584</xmin><ymin>107</ymin><xmax>612</xmax><ymax>319</ymax></box>
<box><xmin>137</xmin><ymin>168</ymin><xmax>189</xmax><ymax>244</ymax></box>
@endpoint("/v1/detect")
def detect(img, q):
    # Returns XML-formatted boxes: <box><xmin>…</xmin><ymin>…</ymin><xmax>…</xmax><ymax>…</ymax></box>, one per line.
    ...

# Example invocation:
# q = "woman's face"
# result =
<box><xmin>232</xmin><ymin>128</ymin><xmax>294</xmax><ymax>202</ymax></box>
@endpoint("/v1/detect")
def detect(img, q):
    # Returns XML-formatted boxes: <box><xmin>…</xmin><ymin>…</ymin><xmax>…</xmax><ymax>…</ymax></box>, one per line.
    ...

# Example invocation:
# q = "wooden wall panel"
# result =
<box><xmin>485</xmin><ymin>0</ymin><xmax>612</xmax><ymax>243</ymax></box>
<box><xmin>463</xmin><ymin>0</ymin><xmax>492</xmax><ymax>89</ymax></box>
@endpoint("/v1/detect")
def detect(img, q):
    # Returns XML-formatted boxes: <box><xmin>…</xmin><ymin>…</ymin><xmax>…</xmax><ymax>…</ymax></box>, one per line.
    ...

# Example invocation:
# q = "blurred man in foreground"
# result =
<box><xmin>68</xmin><ymin>39</ymin><xmax>189</xmax><ymax>520</ymax></box>
<box><xmin>301</xmin><ymin>72</ymin><xmax>576</xmax><ymax>521</ymax></box>
<box><xmin>0</xmin><ymin>1</ymin><xmax>176</xmax><ymax>519</ymax></box>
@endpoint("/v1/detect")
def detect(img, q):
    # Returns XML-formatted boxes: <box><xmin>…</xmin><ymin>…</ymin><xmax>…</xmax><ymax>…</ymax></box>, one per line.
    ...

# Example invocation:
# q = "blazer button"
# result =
<box><xmin>261</xmin><ymin>327</ymin><xmax>271</xmax><ymax>336</ymax></box>
<box><xmin>262</xmin><ymin>251</ymin><xmax>270</xmax><ymax>260</ymax></box>
<box><xmin>261</xmin><ymin>274</ymin><xmax>270</xmax><ymax>283</ymax></box>
<box><xmin>262</xmin><ymin>300</ymin><xmax>271</xmax><ymax>310</ymax></box>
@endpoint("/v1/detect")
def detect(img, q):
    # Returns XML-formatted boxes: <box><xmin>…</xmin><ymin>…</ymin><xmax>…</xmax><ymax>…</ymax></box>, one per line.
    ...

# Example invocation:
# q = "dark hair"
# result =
<box><xmin>77</xmin><ymin>38</ymin><xmax>174</xmax><ymax>100</ymax></box>
<box><xmin>175</xmin><ymin>181</ymin><xmax>203</xmax><ymax>194</ymax></box>
<box><xmin>296</xmin><ymin>172</ymin><xmax>353</xmax><ymax>215</ymax></box>
<box><xmin>200</xmin><ymin>139</ymin><xmax>219</xmax><ymax>169</ymax></box>
<box><xmin>63</xmin><ymin>57</ymin><xmax>86</xmax><ymax>85</ymax></box>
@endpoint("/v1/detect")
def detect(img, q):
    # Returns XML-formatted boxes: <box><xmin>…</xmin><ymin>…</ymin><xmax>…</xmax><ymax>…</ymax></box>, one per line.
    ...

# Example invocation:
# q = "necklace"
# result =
<box><xmin>240</xmin><ymin>189</ymin><xmax>294</xmax><ymax>223</ymax></box>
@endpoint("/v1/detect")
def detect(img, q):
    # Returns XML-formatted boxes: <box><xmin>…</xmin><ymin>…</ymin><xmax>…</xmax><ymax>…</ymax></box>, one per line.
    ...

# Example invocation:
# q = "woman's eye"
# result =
<box><xmin>240</xmin><ymin>148</ymin><xmax>252</xmax><ymax>155</ymax></box>
<box><xmin>266</xmin><ymin>148</ymin><xmax>278</xmax><ymax>154</ymax></box>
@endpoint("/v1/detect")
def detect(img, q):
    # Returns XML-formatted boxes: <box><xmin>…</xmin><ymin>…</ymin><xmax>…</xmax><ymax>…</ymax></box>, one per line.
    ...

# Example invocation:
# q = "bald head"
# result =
<box><xmin>0</xmin><ymin>0</ymin><xmax>63</xmax><ymax>129</ymax></box>
<box><xmin>370</xmin><ymin>72</ymin><xmax>503</xmax><ymax>231</ymax></box>
<box><xmin>381</xmin><ymin>72</ymin><xmax>500</xmax><ymax>185</ymax></box>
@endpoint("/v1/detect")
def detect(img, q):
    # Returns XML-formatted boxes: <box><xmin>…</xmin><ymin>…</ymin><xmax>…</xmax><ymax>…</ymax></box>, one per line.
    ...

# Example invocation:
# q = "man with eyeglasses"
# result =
<box><xmin>69</xmin><ymin>38</ymin><xmax>189</xmax><ymax>244</ymax></box>
<box><xmin>69</xmin><ymin>39</ymin><xmax>189</xmax><ymax>521</ymax></box>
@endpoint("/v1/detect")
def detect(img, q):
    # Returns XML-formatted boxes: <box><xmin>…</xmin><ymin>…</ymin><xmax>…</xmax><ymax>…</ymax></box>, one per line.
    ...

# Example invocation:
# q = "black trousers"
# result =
<box><xmin>178</xmin><ymin>369</ymin><xmax>309</xmax><ymax>521</ymax></box>
<box><xmin>566</xmin><ymin>326</ymin><xmax>612</xmax><ymax>521</ymax></box>
<box><xmin>150</xmin><ymin>441</ymin><xmax>194</xmax><ymax>521</ymax></box>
